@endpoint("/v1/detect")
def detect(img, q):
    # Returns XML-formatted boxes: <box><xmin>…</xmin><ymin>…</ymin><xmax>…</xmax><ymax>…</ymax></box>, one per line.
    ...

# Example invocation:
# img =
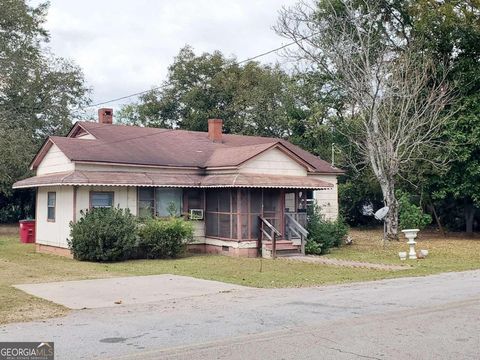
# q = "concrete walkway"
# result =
<box><xmin>285</xmin><ymin>255</ymin><xmax>410</xmax><ymax>270</ymax></box>
<box><xmin>14</xmin><ymin>275</ymin><xmax>247</xmax><ymax>309</ymax></box>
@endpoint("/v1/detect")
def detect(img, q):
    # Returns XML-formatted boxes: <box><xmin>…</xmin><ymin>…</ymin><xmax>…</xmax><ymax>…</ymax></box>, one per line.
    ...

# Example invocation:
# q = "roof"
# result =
<box><xmin>12</xmin><ymin>170</ymin><xmax>333</xmax><ymax>190</ymax></box>
<box><xmin>30</xmin><ymin>121</ymin><xmax>344</xmax><ymax>174</ymax></box>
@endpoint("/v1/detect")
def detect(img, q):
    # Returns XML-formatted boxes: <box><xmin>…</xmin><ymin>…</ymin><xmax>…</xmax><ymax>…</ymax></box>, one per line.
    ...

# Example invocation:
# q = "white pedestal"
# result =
<box><xmin>402</xmin><ymin>229</ymin><xmax>419</xmax><ymax>260</ymax></box>
<box><xmin>408</xmin><ymin>240</ymin><xmax>417</xmax><ymax>259</ymax></box>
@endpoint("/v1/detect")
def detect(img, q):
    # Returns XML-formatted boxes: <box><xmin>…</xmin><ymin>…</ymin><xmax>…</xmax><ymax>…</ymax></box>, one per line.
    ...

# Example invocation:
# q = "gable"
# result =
<box><xmin>239</xmin><ymin>147</ymin><xmax>308</xmax><ymax>176</ymax></box>
<box><xmin>67</xmin><ymin>122</ymin><xmax>96</xmax><ymax>139</ymax></box>
<box><xmin>36</xmin><ymin>143</ymin><xmax>74</xmax><ymax>175</ymax></box>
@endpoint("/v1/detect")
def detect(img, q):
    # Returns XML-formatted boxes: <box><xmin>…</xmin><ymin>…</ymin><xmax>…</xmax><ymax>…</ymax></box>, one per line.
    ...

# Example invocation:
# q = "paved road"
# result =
<box><xmin>1</xmin><ymin>271</ymin><xmax>479</xmax><ymax>359</ymax></box>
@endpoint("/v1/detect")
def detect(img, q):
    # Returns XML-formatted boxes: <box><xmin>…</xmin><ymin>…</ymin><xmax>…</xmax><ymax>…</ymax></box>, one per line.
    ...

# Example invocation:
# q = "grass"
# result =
<box><xmin>0</xmin><ymin>227</ymin><xmax>479</xmax><ymax>325</ymax></box>
<box><xmin>327</xmin><ymin>229</ymin><xmax>480</xmax><ymax>275</ymax></box>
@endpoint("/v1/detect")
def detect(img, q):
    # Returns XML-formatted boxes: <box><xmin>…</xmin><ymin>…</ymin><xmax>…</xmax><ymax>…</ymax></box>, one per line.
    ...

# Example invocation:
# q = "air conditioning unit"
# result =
<box><xmin>189</xmin><ymin>209</ymin><xmax>204</xmax><ymax>220</ymax></box>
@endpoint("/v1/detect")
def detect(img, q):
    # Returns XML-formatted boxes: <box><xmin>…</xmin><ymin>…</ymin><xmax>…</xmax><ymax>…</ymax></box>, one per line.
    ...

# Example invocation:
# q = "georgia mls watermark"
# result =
<box><xmin>0</xmin><ymin>342</ymin><xmax>54</xmax><ymax>360</ymax></box>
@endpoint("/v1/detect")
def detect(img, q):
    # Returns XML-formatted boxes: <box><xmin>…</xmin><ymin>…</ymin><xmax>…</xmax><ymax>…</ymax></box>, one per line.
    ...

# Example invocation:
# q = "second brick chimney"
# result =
<box><xmin>98</xmin><ymin>108</ymin><xmax>113</xmax><ymax>124</ymax></box>
<box><xmin>208</xmin><ymin>119</ymin><xmax>223</xmax><ymax>142</ymax></box>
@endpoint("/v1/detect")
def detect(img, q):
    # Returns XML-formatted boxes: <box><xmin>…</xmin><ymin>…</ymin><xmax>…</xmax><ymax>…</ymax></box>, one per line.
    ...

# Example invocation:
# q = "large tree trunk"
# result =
<box><xmin>464</xmin><ymin>198</ymin><xmax>475</xmax><ymax>237</ymax></box>
<box><xmin>379</xmin><ymin>177</ymin><xmax>399</xmax><ymax>240</ymax></box>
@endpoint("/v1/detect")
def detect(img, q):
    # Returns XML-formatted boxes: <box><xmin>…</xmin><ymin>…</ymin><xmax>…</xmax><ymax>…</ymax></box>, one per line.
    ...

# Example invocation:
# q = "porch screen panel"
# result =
<box><xmin>205</xmin><ymin>189</ymin><xmax>238</xmax><ymax>239</ymax></box>
<box><xmin>263</xmin><ymin>190</ymin><xmax>281</xmax><ymax>229</ymax></box>
<box><xmin>205</xmin><ymin>189</ymin><xmax>282</xmax><ymax>240</ymax></box>
<box><xmin>248</xmin><ymin>189</ymin><xmax>262</xmax><ymax>239</ymax></box>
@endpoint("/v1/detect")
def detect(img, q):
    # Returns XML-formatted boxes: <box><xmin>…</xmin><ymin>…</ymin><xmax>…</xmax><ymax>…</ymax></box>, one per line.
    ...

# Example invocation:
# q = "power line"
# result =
<box><xmin>86</xmin><ymin>34</ymin><xmax>317</xmax><ymax>109</ymax></box>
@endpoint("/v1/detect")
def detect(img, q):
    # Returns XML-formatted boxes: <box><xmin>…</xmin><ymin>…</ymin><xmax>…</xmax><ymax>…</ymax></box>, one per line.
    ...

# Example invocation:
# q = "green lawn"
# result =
<box><xmin>0</xmin><ymin>228</ymin><xmax>479</xmax><ymax>325</ymax></box>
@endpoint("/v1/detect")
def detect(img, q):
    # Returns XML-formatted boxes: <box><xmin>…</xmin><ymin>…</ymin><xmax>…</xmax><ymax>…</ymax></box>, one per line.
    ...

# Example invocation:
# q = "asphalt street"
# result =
<box><xmin>1</xmin><ymin>270</ymin><xmax>479</xmax><ymax>359</ymax></box>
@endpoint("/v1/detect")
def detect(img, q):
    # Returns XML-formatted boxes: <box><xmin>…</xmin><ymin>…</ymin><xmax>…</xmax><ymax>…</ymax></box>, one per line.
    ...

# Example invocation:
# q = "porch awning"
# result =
<box><xmin>13</xmin><ymin>171</ymin><xmax>333</xmax><ymax>190</ymax></box>
<box><xmin>201</xmin><ymin>174</ymin><xmax>333</xmax><ymax>189</ymax></box>
<box><xmin>12</xmin><ymin>171</ymin><xmax>203</xmax><ymax>189</ymax></box>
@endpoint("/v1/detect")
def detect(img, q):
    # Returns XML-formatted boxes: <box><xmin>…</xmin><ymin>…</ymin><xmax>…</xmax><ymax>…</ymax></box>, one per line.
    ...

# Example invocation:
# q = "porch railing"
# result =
<box><xmin>285</xmin><ymin>213</ymin><xmax>309</xmax><ymax>255</ymax></box>
<box><xmin>259</xmin><ymin>216</ymin><xmax>281</xmax><ymax>259</ymax></box>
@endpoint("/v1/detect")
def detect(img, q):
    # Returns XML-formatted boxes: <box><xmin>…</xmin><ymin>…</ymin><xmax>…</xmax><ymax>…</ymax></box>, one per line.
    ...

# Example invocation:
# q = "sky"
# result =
<box><xmin>40</xmin><ymin>0</ymin><xmax>299</xmax><ymax>110</ymax></box>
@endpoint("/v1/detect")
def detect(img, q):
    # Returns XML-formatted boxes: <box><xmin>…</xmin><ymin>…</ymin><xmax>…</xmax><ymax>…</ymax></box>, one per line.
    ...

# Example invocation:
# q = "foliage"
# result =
<box><xmin>338</xmin><ymin>177</ymin><xmax>384</xmax><ymax>227</ymax></box>
<box><xmin>306</xmin><ymin>206</ymin><xmax>348</xmax><ymax>254</ymax></box>
<box><xmin>137</xmin><ymin>217</ymin><xmax>193</xmax><ymax>259</ymax></box>
<box><xmin>118</xmin><ymin>46</ymin><xmax>299</xmax><ymax>138</ymax></box>
<box><xmin>277</xmin><ymin>0</ymin><xmax>454</xmax><ymax>239</ymax></box>
<box><xmin>166</xmin><ymin>201</ymin><xmax>178</xmax><ymax>217</ymax></box>
<box><xmin>405</xmin><ymin>0</ymin><xmax>480</xmax><ymax>234</ymax></box>
<box><xmin>397</xmin><ymin>191</ymin><xmax>432</xmax><ymax>230</ymax></box>
<box><xmin>68</xmin><ymin>208</ymin><xmax>137</xmax><ymax>262</ymax></box>
<box><xmin>304</xmin><ymin>239</ymin><xmax>322</xmax><ymax>255</ymax></box>
<box><xmin>0</xmin><ymin>0</ymin><xmax>90</xmax><ymax>221</ymax></box>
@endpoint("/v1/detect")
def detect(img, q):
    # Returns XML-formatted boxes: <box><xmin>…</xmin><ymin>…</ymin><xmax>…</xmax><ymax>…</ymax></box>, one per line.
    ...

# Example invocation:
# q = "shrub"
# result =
<box><xmin>305</xmin><ymin>240</ymin><xmax>322</xmax><ymax>255</ymax></box>
<box><xmin>137</xmin><ymin>217</ymin><xmax>193</xmax><ymax>259</ymax></box>
<box><xmin>68</xmin><ymin>207</ymin><xmax>137</xmax><ymax>261</ymax></box>
<box><xmin>306</xmin><ymin>205</ymin><xmax>349</xmax><ymax>254</ymax></box>
<box><xmin>397</xmin><ymin>191</ymin><xmax>432</xmax><ymax>230</ymax></box>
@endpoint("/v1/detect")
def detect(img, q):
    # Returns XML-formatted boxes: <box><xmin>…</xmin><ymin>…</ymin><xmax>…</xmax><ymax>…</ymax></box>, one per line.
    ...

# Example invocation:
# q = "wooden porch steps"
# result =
<box><xmin>263</xmin><ymin>240</ymin><xmax>301</xmax><ymax>257</ymax></box>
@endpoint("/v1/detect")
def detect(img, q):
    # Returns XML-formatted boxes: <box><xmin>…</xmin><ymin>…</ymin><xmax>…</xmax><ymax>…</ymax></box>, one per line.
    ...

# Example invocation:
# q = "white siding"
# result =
<box><xmin>240</xmin><ymin>148</ymin><xmax>307</xmax><ymax>176</ymax></box>
<box><xmin>75</xmin><ymin>163</ymin><xmax>200</xmax><ymax>174</ymax></box>
<box><xmin>36</xmin><ymin>144</ymin><xmax>74</xmax><ymax>175</ymax></box>
<box><xmin>311</xmin><ymin>174</ymin><xmax>339</xmax><ymax>220</ymax></box>
<box><xmin>75</xmin><ymin>186</ymin><xmax>138</xmax><ymax>220</ymax></box>
<box><xmin>36</xmin><ymin>186</ymin><xmax>138</xmax><ymax>249</ymax></box>
<box><xmin>36</xmin><ymin>186</ymin><xmax>74</xmax><ymax>248</ymax></box>
<box><xmin>190</xmin><ymin>221</ymin><xmax>206</xmax><ymax>244</ymax></box>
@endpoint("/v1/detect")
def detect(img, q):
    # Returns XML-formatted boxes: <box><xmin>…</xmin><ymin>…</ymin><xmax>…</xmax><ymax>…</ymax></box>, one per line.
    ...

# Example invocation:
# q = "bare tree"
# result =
<box><xmin>276</xmin><ymin>0</ymin><xmax>453</xmax><ymax>238</ymax></box>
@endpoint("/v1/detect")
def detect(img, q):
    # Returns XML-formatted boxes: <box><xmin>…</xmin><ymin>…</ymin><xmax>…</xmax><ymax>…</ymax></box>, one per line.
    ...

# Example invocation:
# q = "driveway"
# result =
<box><xmin>2</xmin><ymin>271</ymin><xmax>480</xmax><ymax>359</ymax></box>
<box><xmin>14</xmin><ymin>275</ymin><xmax>247</xmax><ymax>309</ymax></box>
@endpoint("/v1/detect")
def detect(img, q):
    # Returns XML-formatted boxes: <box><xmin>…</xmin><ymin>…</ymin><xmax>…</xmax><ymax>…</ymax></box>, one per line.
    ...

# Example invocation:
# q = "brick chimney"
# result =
<box><xmin>98</xmin><ymin>108</ymin><xmax>113</xmax><ymax>124</ymax></box>
<box><xmin>208</xmin><ymin>119</ymin><xmax>223</xmax><ymax>142</ymax></box>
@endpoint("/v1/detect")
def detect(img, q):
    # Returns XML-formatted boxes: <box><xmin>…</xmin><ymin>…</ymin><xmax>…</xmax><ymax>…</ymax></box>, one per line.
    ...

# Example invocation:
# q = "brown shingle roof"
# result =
<box><xmin>34</xmin><ymin>121</ymin><xmax>343</xmax><ymax>173</ymax></box>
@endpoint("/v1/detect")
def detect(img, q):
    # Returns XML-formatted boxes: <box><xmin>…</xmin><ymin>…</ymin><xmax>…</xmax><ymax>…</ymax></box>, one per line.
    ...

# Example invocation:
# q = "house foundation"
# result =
<box><xmin>36</xmin><ymin>243</ymin><xmax>73</xmax><ymax>259</ymax></box>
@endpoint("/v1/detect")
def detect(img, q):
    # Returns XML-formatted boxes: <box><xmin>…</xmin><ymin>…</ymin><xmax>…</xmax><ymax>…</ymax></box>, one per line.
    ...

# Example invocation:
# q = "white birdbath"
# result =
<box><xmin>402</xmin><ymin>229</ymin><xmax>419</xmax><ymax>259</ymax></box>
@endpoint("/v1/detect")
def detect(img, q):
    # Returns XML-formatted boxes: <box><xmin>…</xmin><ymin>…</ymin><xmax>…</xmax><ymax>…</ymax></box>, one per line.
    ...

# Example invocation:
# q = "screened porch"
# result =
<box><xmin>204</xmin><ymin>188</ymin><xmax>311</xmax><ymax>242</ymax></box>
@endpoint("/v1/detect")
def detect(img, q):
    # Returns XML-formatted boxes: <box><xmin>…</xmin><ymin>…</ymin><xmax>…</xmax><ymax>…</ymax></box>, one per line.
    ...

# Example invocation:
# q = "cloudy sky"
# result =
<box><xmin>41</xmin><ymin>0</ymin><xmax>298</xmax><ymax>109</ymax></box>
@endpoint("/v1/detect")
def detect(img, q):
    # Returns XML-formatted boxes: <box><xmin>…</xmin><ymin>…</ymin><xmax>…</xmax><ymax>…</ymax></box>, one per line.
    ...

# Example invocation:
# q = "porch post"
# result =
<box><xmin>280</xmin><ymin>189</ymin><xmax>285</xmax><ymax>238</ymax></box>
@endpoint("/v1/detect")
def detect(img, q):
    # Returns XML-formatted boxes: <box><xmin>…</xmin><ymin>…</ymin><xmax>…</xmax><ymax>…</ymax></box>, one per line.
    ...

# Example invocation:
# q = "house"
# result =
<box><xmin>13</xmin><ymin>109</ymin><xmax>343</xmax><ymax>258</ymax></box>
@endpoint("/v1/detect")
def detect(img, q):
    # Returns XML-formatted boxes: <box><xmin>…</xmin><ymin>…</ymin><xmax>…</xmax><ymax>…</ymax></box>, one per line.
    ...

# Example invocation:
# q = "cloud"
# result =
<box><xmin>43</xmin><ymin>0</ymin><xmax>298</xmax><ymax>107</ymax></box>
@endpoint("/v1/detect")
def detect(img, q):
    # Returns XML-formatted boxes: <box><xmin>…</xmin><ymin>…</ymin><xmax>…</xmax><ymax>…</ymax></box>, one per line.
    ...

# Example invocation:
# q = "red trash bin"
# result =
<box><xmin>19</xmin><ymin>220</ymin><xmax>36</xmax><ymax>243</ymax></box>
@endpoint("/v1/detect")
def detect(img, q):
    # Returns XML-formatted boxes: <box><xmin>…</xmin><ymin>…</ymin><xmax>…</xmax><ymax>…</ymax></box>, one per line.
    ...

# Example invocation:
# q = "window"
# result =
<box><xmin>156</xmin><ymin>188</ymin><xmax>182</xmax><ymax>216</ymax></box>
<box><xmin>137</xmin><ymin>188</ymin><xmax>183</xmax><ymax>218</ymax></box>
<box><xmin>47</xmin><ymin>192</ymin><xmax>56</xmax><ymax>221</ymax></box>
<box><xmin>138</xmin><ymin>188</ymin><xmax>154</xmax><ymax>218</ymax></box>
<box><xmin>90</xmin><ymin>192</ymin><xmax>114</xmax><ymax>209</ymax></box>
<box><xmin>184</xmin><ymin>189</ymin><xmax>203</xmax><ymax>213</ymax></box>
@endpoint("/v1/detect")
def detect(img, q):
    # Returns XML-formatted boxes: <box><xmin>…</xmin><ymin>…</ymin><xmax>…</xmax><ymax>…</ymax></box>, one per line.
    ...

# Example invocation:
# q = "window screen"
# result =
<box><xmin>138</xmin><ymin>188</ymin><xmax>155</xmax><ymax>218</ymax></box>
<box><xmin>138</xmin><ymin>188</ymin><xmax>183</xmax><ymax>217</ymax></box>
<box><xmin>155</xmin><ymin>188</ymin><xmax>182</xmax><ymax>216</ymax></box>
<box><xmin>47</xmin><ymin>192</ymin><xmax>56</xmax><ymax>221</ymax></box>
<box><xmin>90</xmin><ymin>192</ymin><xmax>114</xmax><ymax>208</ymax></box>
